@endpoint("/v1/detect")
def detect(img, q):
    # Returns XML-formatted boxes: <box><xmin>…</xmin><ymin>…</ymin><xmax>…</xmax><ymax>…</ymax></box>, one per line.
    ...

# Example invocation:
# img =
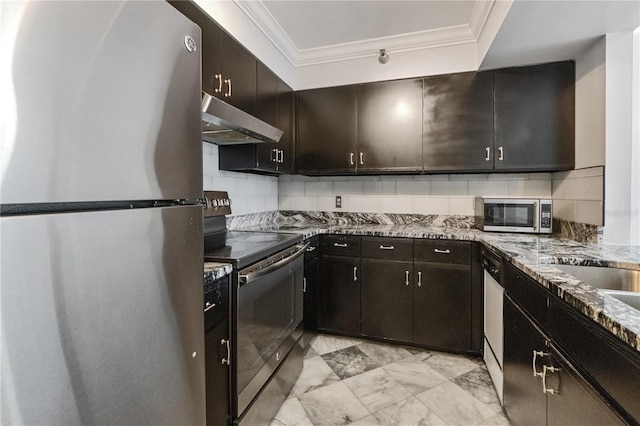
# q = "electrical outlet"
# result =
<box><xmin>335</xmin><ymin>195</ymin><xmax>342</xmax><ymax>208</ymax></box>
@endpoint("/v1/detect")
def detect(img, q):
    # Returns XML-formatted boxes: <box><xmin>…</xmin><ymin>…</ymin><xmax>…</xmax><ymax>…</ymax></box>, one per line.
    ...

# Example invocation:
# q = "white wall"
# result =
<box><xmin>203</xmin><ymin>143</ymin><xmax>278</xmax><ymax>216</ymax></box>
<box><xmin>604</xmin><ymin>31</ymin><xmax>639</xmax><ymax>244</ymax></box>
<box><xmin>575</xmin><ymin>38</ymin><xmax>606</xmax><ymax>169</ymax></box>
<box><xmin>279</xmin><ymin>173</ymin><xmax>552</xmax><ymax>215</ymax></box>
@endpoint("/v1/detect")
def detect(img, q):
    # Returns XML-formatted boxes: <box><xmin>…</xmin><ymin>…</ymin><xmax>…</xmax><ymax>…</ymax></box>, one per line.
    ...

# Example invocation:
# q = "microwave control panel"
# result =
<box><xmin>540</xmin><ymin>203</ymin><xmax>552</xmax><ymax>230</ymax></box>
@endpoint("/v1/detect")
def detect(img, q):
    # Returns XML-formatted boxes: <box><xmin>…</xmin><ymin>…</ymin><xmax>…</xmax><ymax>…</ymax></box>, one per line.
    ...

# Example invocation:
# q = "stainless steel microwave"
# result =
<box><xmin>475</xmin><ymin>197</ymin><xmax>553</xmax><ymax>234</ymax></box>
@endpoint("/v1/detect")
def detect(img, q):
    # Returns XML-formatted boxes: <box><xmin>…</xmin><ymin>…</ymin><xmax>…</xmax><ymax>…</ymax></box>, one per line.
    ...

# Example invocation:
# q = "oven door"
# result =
<box><xmin>482</xmin><ymin>199</ymin><xmax>540</xmax><ymax>233</ymax></box>
<box><xmin>234</xmin><ymin>244</ymin><xmax>306</xmax><ymax>417</ymax></box>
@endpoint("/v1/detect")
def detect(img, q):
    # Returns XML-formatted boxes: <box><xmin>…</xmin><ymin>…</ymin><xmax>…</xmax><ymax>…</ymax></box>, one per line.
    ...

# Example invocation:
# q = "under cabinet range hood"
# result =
<box><xmin>201</xmin><ymin>92</ymin><xmax>283</xmax><ymax>144</ymax></box>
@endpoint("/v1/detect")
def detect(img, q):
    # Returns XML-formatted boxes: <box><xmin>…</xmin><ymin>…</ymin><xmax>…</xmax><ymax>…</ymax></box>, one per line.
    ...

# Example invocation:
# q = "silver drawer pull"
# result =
<box><xmin>379</xmin><ymin>245</ymin><xmax>395</xmax><ymax>250</ymax></box>
<box><xmin>221</xmin><ymin>339</ymin><xmax>230</xmax><ymax>365</ymax></box>
<box><xmin>204</xmin><ymin>302</ymin><xmax>216</xmax><ymax>312</ymax></box>
<box><xmin>418</xmin><ymin>271</ymin><xmax>422</xmax><ymax>287</ymax></box>
<box><xmin>353</xmin><ymin>266</ymin><xmax>358</xmax><ymax>282</ymax></box>
<box><xmin>542</xmin><ymin>365</ymin><xmax>560</xmax><ymax>395</ymax></box>
<box><xmin>405</xmin><ymin>270</ymin><xmax>409</xmax><ymax>286</ymax></box>
<box><xmin>334</xmin><ymin>243</ymin><xmax>348</xmax><ymax>248</ymax></box>
<box><xmin>434</xmin><ymin>249</ymin><xmax>451</xmax><ymax>254</ymax></box>
<box><xmin>306</xmin><ymin>246</ymin><xmax>317</xmax><ymax>252</ymax></box>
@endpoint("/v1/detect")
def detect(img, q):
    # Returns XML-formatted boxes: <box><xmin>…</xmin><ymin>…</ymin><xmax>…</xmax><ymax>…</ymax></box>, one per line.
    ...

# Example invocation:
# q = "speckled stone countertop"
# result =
<box><xmin>230</xmin><ymin>220</ymin><xmax>640</xmax><ymax>353</ymax></box>
<box><xmin>204</xmin><ymin>262</ymin><xmax>233</xmax><ymax>281</ymax></box>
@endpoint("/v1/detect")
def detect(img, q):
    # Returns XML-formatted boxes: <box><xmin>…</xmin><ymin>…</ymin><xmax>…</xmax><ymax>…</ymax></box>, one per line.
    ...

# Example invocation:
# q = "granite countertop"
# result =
<box><xmin>230</xmin><ymin>221</ymin><xmax>640</xmax><ymax>353</ymax></box>
<box><xmin>204</xmin><ymin>262</ymin><xmax>233</xmax><ymax>281</ymax></box>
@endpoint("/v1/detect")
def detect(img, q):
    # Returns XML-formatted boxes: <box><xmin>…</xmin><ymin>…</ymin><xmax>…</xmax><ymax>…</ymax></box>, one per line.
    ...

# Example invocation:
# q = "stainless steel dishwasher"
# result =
<box><xmin>482</xmin><ymin>247</ymin><xmax>504</xmax><ymax>405</ymax></box>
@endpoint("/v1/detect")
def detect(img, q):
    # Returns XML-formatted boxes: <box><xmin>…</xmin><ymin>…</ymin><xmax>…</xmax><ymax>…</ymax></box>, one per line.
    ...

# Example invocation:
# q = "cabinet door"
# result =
<box><xmin>277</xmin><ymin>78</ymin><xmax>294</xmax><ymax>173</ymax></box>
<box><xmin>413</xmin><ymin>262</ymin><xmax>471</xmax><ymax>351</ymax></box>
<box><xmin>545</xmin><ymin>345</ymin><xmax>625</xmax><ymax>426</ymax></box>
<box><xmin>356</xmin><ymin>79</ymin><xmax>423</xmax><ymax>173</ymax></box>
<box><xmin>221</xmin><ymin>32</ymin><xmax>257</xmax><ymax>115</ymax></box>
<box><xmin>206</xmin><ymin>319</ymin><xmax>230</xmax><ymax>426</ymax></box>
<box><xmin>503</xmin><ymin>297</ymin><xmax>547</xmax><ymax>426</ymax></box>
<box><xmin>255</xmin><ymin>62</ymin><xmax>279</xmax><ymax>171</ymax></box>
<box><xmin>303</xmin><ymin>256</ymin><xmax>320</xmax><ymax>333</ymax></box>
<box><xmin>494</xmin><ymin>61</ymin><xmax>575</xmax><ymax>172</ymax></box>
<box><xmin>320</xmin><ymin>256</ymin><xmax>361</xmax><ymax>335</ymax></box>
<box><xmin>297</xmin><ymin>86</ymin><xmax>357</xmax><ymax>174</ymax></box>
<box><xmin>361</xmin><ymin>260</ymin><xmax>413</xmax><ymax>342</ymax></box>
<box><xmin>423</xmin><ymin>72</ymin><xmax>494</xmax><ymax>172</ymax></box>
<box><xmin>168</xmin><ymin>1</ymin><xmax>222</xmax><ymax>96</ymax></box>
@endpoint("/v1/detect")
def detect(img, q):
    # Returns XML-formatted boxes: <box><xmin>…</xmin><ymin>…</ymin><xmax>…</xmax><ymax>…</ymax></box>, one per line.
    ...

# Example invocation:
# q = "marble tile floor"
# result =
<box><xmin>271</xmin><ymin>334</ymin><xmax>510</xmax><ymax>426</ymax></box>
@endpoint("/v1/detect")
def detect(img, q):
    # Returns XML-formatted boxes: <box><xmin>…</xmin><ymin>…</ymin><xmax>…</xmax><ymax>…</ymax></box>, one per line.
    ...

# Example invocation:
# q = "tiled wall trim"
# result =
<box><xmin>552</xmin><ymin>166</ymin><xmax>604</xmax><ymax>226</ymax></box>
<box><xmin>203</xmin><ymin>143</ymin><xmax>278</xmax><ymax>216</ymax></box>
<box><xmin>279</xmin><ymin>173</ymin><xmax>553</xmax><ymax>216</ymax></box>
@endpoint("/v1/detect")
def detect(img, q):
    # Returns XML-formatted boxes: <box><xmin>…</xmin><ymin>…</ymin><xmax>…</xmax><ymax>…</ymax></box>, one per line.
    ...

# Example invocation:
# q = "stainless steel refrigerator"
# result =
<box><xmin>1</xmin><ymin>1</ymin><xmax>205</xmax><ymax>424</ymax></box>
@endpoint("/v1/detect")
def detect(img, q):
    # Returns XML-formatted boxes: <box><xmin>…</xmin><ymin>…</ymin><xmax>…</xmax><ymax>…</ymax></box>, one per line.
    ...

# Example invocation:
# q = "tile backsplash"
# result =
<box><xmin>551</xmin><ymin>166</ymin><xmax>604</xmax><ymax>226</ymax></box>
<box><xmin>203</xmin><ymin>143</ymin><xmax>278</xmax><ymax>215</ymax></box>
<box><xmin>278</xmin><ymin>173</ymin><xmax>553</xmax><ymax>216</ymax></box>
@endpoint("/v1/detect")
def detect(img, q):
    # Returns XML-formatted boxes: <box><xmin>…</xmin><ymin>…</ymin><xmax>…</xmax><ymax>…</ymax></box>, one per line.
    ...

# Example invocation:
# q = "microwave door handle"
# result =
<box><xmin>239</xmin><ymin>243</ymin><xmax>308</xmax><ymax>285</ymax></box>
<box><xmin>533</xmin><ymin>201</ymin><xmax>538</xmax><ymax>231</ymax></box>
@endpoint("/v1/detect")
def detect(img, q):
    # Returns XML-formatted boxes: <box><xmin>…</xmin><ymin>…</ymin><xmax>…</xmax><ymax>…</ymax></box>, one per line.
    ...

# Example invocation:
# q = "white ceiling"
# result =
<box><xmin>234</xmin><ymin>0</ymin><xmax>639</xmax><ymax>69</ymax></box>
<box><xmin>235</xmin><ymin>0</ymin><xmax>498</xmax><ymax>66</ymax></box>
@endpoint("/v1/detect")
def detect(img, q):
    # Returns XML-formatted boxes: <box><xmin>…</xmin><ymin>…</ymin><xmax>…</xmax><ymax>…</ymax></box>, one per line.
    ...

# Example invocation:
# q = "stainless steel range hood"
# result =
<box><xmin>201</xmin><ymin>92</ymin><xmax>283</xmax><ymax>144</ymax></box>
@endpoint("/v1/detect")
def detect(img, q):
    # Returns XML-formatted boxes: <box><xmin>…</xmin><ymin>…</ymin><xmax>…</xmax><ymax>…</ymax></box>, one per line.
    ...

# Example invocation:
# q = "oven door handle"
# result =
<box><xmin>239</xmin><ymin>243</ymin><xmax>308</xmax><ymax>285</ymax></box>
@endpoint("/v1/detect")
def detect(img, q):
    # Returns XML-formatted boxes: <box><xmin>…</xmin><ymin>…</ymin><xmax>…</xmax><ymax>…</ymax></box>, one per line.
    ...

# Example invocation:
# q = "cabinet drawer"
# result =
<box><xmin>362</xmin><ymin>237</ymin><xmax>413</xmax><ymax>260</ymax></box>
<box><xmin>304</xmin><ymin>236</ymin><xmax>320</xmax><ymax>262</ymax></box>
<box><xmin>414</xmin><ymin>240</ymin><xmax>471</xmax><ymax>264</ymax></box>
<box><xmin>504</xmin><ymin>262</ymin><xmax>550</xmax><ymax>330</ymax></box>
<box><xmin>322</xmin><ymin>235</ymin><xmax>361</xmax><ymax>257</ymax></box>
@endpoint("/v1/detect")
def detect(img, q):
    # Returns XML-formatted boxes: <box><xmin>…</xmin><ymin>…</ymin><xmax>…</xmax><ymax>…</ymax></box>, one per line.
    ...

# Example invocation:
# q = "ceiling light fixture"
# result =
<box><xmin>378</xmin><ymin>49</ymin><xmax>389</xmax><ymax>64</ymax></box>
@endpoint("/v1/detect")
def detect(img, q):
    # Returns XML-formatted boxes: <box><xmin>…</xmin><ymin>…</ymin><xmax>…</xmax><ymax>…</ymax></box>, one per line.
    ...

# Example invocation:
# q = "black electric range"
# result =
<box><xmin>204</xmin><ymin>230</ymin><xmax>302</xmax><ymax>269</ymax></box>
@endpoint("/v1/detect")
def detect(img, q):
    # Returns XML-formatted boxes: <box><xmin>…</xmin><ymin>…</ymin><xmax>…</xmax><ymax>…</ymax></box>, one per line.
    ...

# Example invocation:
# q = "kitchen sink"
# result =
<box><xmin>601</xmin><ymin>290</ymin><xmax>640</xmax><ymax>310</ymax></box>
<box><xmin>552</xmin><ymin>264</ymin><xmax>640</xmax><ymax>311</ymax></box>
<box><xmin>552</xmin><ymin>264</ymin><xmax>640</xmax><ymax>292</ymax></box>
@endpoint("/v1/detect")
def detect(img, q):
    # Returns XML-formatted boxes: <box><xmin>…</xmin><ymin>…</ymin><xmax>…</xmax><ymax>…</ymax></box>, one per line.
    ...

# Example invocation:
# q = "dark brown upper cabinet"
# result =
<box><xmin>169</xmin><ymin>0</ymin><xmax>256</xmax><ymax>115</ymax></box>
<box><xmin>297</xmin><ymin>85</ymin><xmax>357</xmax><ymax>174</ymax></box>
<box><xmin>218</xmin><ymin>64</ymin><xmax>294</xmax><ymax>174</ymax></box>
<box><xmin>494</xmin><ymin>61</ymin><xmax>575</xmax><ymax>172</ymax></box>
<box><xmin>356</xmin><ymin>79</ymin><xmax>423</xmax><ymax>173</ymax></box>
<box><xmin>422</xmin><ymin>71</ymin><xmax>494</xmax><ymax>172</ymax></box>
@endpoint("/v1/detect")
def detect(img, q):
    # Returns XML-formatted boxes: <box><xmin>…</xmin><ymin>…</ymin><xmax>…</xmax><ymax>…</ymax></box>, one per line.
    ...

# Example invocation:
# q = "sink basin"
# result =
<box><xmin>602</xmin><ymin>290</ymin><xmax>640</xmax><ymax>310</ymax></box>
<box><xmin>552</xmin><ymin>264</ymin><xmax>640</xmax><ymax>293</ymax></box>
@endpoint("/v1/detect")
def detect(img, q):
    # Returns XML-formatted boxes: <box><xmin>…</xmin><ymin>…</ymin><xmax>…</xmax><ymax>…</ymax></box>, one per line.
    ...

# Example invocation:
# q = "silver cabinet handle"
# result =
<box><xmin>417</xmin><ymin>271</ymin><xmax>422</xmax><ymax>287</ymax></box>
<box><xmin>350</xmin><ymin>152</ymin><xmax>354</xmax><ymax>165</ymax></box>
<box><xmin>434</xmin><ymin>249</ymin><xmax>451</xmax><ymax>254</ymax></box>
<box><xmin>214</xmin><ymin>74</ymin><xmax>223</xmax><ymax>93</ymax></box>
<box><xmin>542</xmin><ymin>365</ymin><xmax>560</xmax><ymax>395</ymax></box>
<box><xmin>379</xmin><ymin>245</ymin><xmax>395</xmax><ymax>250</ymax></box>
<box><xmin>360</xmin><ymin>152</ymin><xmax>364</xmax><ymax>165</ymax></box>
<box><xmin>224</xmin><ymin>78</ymin><xmax>232</xmax><ymax>97</ymax></box>
<box><xmin>532</xmin><ymin>350</ymin><xmax>546</xmax><ymax>377</ymax></box>
<box><xmin>306</xmin><ymin>246</ymin><xmax>317</xmax><ymax>252</ymax></box>
<box><xmin>405</xmin><ymin>270</ymin><xmax>409</xmax><ymax>286</ymax></box>
<box><xmin>204</xmin><ymin>301</ymin><xmax>216</xmax><ymax>313</ymax></box>
<box><xmin>333</xmin><ymin>243</ymin><xmax>348</xmax><ymax>248</ymax></box>
<box><xmin>303</xmin><ymin>277</ymin><xmax>307</xmax><ymax>293</ymax></box>
<box><xmin>272</xmin><ymin>148</ymin><xmax>278</xmax><ymax>162</ymax></box>
<box><xmin>221</xmin><ymin>339</ymin><xmax>230</xmax><ymax>365</ymax></box>
<box><xmin>498</xmin><ymin>146</ymin><xmax>504</xmax><ymax>161</ymax></box>
<box><xmin>353</xmin><ymin>266</ymin><xmax>358</xmax><ymax>282</ymax></box>
<box><xmin>278</xmin><ymin>149</ymin><xmax>284</xmax><ymax>163</ymax></box>
<box><xmin>485</xmin><ymin>147</ymin><xmax>491</xmax><ymax>161</ymax></box>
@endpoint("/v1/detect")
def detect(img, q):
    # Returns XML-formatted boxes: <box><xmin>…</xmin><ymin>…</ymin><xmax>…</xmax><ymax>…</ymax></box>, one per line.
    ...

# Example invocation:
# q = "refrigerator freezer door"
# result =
<box><xmin>1</xmin><ymin>1</ymin><xmax>202</xmax><ymax>203</ymax></box>
<box><xmin>0</xmin><ymin>206</ymin><xmax>204</xmax><ymax>425</ymax></box>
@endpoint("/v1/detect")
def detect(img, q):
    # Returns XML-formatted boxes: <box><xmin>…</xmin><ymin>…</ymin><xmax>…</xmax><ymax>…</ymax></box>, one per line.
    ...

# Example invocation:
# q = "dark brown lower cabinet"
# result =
<box><xmin>504</xmin><ymin>296</ymin><xmax>624</xmax><ymax>426</ymax></box>
<box><xmin>360</xmin><ymin>259</ymin><xmax>413</xmax><ymax>342</ymax></box>
<box><xmin>413</xmin><ymin>262</ymin><xmax>471</xmax><ymax>351</ymax></box>
<box><xmin>303</xmin><ymin>256</ymin><xmax>320</xmax><ymax>334</ymax></box>
<box><xmin>320</xmin><ymin>256</ymin><xmax>361</xmax><ymax>335</ymax></box>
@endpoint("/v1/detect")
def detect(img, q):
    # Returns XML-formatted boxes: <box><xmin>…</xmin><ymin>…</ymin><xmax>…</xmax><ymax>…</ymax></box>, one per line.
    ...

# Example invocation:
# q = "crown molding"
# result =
<box><xmin>235</xmin><ymin>0</ymin><xmax>496</xmax><ymax>67</ymax></box>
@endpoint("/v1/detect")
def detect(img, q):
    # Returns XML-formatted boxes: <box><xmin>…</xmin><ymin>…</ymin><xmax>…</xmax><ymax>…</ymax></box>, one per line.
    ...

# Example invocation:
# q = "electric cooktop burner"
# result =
<box><xmin>204</xmin><ymin>230</ymin><xmax>302</xmax><ymax>269</ymax></box>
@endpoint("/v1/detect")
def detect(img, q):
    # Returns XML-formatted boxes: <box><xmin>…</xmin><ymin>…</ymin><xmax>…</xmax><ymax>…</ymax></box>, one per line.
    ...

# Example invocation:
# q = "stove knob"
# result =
<box><xmin>212</xmin><ymin>200</ymin><xmax>218</xmax><ymax>207</ymax></box>
<box><xmin>224</xmin><ymin>199</ymin><xmax>230</xmax><ymax>206</ymax></box>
